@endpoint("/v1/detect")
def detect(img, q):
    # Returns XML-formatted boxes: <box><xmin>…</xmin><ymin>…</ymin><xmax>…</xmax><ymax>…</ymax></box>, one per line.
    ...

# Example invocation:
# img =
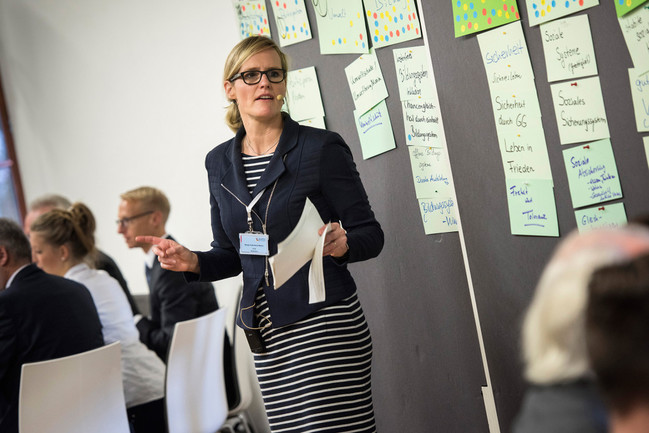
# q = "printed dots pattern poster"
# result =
<box><xmin>234</xmin><ymin>0</ymin><xmax>272</xmax><ymax>39</ymax></box>
<box><xmin>453</xmin><ymin>0</ymin><xmax>521</xmax><ymax>38</ymax></box>
<box><xmin>615</xmin><ymin>0</ymin><xmax>649</xmax><ymax>17</ymax></box>
<box><xmin>362</xmin><ymin>0</ymin><xmax>421</xmax><ymax>48</ymax></box>
<box><xmin>271</xmin><ymin>0</ymin><xmax>312</xmax><ymax>46</ymax></box>
<box><xmin>526</xmin><ymin>0</ymin><xmax>599</xmax><ymax>27</ymax></box>
<box><xmin>313</xmin><ymin>0</ymin><xmax>369</xmax><ymax>54</ymax></box>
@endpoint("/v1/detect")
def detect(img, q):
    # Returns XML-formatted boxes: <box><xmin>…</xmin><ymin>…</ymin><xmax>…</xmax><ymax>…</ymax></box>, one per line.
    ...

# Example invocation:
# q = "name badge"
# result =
<box><xmin>239</xmin><ymin>233</ymin><xmax>269</xmax><ymax>256</ymax></box>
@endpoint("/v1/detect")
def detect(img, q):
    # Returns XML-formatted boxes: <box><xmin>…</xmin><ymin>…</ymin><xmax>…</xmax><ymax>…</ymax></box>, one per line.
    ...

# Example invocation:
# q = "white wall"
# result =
<box><xmin>0</xmin><ymin>0</ymin><xmax>240</xmax><ymax>295</ymax></box>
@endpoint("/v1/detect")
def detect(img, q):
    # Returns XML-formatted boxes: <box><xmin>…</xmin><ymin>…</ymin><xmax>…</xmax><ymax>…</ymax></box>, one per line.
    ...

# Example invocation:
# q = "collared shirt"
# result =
<box><xmin>5</xmin><ymin>264</ymin><xmax>29</xmax><ymax>289</ymax></box>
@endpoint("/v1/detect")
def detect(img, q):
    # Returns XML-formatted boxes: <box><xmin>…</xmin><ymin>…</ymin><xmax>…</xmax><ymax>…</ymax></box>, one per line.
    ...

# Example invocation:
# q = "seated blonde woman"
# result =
<box><xmin>29</xmin><ymin>202</ymin><xmax>165</xmax><ymax>433</ymax></box>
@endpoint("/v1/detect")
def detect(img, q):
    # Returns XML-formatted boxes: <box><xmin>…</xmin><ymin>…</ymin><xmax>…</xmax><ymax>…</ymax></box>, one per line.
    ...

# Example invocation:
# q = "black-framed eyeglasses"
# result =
<box><xmin>229</xmin><ymin>69</ymin><xmax>286</xmax><ymax>85</ymax></box>
<box><xmin>115</xmin><ymin>210</ymin><xmax>154</xmax><ymax>228</ymax></box>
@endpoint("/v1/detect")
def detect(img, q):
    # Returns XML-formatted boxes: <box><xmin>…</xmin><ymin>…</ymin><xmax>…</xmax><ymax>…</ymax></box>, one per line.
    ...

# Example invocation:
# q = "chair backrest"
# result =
<box><xmin>19</xmin><ymin>341</ymin><xmax>129</xmax><ymax>433</ymax></box>
<box><xmin>166</xmin><ymin>308</ymin><xmax>228</xmax><ymax>433</ymax></box>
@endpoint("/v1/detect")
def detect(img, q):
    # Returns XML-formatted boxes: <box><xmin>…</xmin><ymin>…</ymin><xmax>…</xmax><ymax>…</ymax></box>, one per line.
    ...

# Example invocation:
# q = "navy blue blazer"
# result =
<box><xmin>0</xmin><ymin>264</ymin><xmax>104</xmax><ymax>433</ymax></box>
<box><xmin>190</xmin><ymin>115</ymin><xmax>383</xmax><ymax>329</ymax></box>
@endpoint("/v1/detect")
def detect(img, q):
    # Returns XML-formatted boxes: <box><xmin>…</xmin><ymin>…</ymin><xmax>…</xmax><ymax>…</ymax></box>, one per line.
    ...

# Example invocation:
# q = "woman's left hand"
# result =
<box><xmin>320</xmin><ymin>222</ymin><xmax>349</xmax><ymax>258</ymax></box>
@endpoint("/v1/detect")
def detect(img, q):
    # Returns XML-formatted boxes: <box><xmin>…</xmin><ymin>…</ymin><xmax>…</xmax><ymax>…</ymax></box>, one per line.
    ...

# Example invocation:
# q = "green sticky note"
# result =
<box><xmin>615</xmin><ymin>0</ymin><xmax>649</xmax><ymax>17</ymax></box>
<box><xmin>629</xmin><ymin>68</ymin><xmax>649</xmax><ymax>132</ymax></box>
<box><xmin>526</xmin><ymin>0</ymin><xmax>599</xmax><ymax>27</ymax></box>
<box><xmin>270</xmin><ymin>0</ymin><xmax>312</xmax><ymax>47</ymax></box>
<box><xmin>563</xmin><ymin>139</ymin><xmax>623</xmax><ymax>209</ymax></box>
<box><xmin>234</xmin><ymin>1</ymin><xmax>272</xmax><ymax>39</ymax></box>
<box><xmin>286</xmin><ymin>67</ymin><xmax>325</xmax><ymax>122</ymax></box>
<box><xmin>393</xmin><ymin>46</ymin><xmax>437</xmax><ymax>101</ymax></box>
<box><xmin>354</xmin><ymin>100</ymin><xmax>396</xmax><ymax>159</ymax></box>
<box><xmin>574</xmin><ymin>202</ymin><xmax>627</xmax><ymax>233</ymax></box>
<box><xmin>364</xmin><ymin>0</ymin><xmax>421</xmax><ymax>48</ymax></box>
<box><xmin>618</xmin><ymin>6</ymin><xmax>649</xmax><ymax>74</ymax></box>
<box><xmin>403</xmin><ymin>99</ymin><xmax>442</xmax><ymax>147</ymax></box>
<box><xmin>314</xmin><ymin>0</ymin><xmax>368</xmax><ymax>55</ymax></box>
<box><xmin>551</xmin><ymin>76</ymin><xmax>610</xmax><ymax>145</ymax></box>
<box><xmin>540</xmin><ymin>15</ymin><xmax>598</xmax><ymax>83</ymax></box>
<box><xmin>478</xmin><ymin>22</ymin><xmax>535</xmax><ymax>87</ymax></box>
<box><xmin>345</xmin><ymin>51</ymin><xmax>389</xmax><ymax>115</ymax></box>
<box><xmin>417</xmin><ymin>197</ymin><xmax>458</xmax><ymax>234</ymax></box>
<box><xmin>498</xmin><ymin>122</ymin><xmax>553</xmax><ymax>181</ymax></box>
<box><xmin>408</xmin><ymin>146</ymin><xmax>454</xmax><ymax>199</ymax></box>
<box><xmin>506</xmin><ymin>179</ymin><xmax>559</xmax><ymax>237</ymax></box>
<box><xmin>453</xmin><ymin>0</ymin><xmax>520</xmax><ymax>38</ymax></box>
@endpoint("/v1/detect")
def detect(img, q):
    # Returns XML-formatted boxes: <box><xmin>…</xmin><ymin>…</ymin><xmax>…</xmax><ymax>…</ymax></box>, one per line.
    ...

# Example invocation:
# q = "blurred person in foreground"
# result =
<box><xmin>138</xmin><ymin>36</ymin><xmax>384</xmax><ymax>432</ymax></box>
<box><xmin>0</xmin><ymin>218</ymin><xmax>103</xmax><ymax>433</ymax></box>
<box><xmin>30</xmin><ymin>203</ymin><xmax>165</xmax><ymax>432</ymax></box>
<box><xmin>587</xmin><ymin>252</ymin><xmax>649</xmax><ymax>433</ymax></box>
<box><xmin>24</xmin><ymin>193</ymin><xmax>140</xmax><ymax>315</ymax></box>
<box><xmin>513</xmin><ymin>226</ymin><xmax>649</xmax><ymax>433</ymax></box>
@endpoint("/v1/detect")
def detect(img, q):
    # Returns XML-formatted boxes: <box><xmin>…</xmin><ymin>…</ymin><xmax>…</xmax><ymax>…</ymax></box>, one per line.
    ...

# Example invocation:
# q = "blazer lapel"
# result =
<box><xmin>220</xmin><ymin>128</ymin><xmax>253</xmax><ymax>205</ymax></box>
<box><xmin>251</xmin><ymin>116</ymin><xmax>299</xmax><ymax>196</ymax></box>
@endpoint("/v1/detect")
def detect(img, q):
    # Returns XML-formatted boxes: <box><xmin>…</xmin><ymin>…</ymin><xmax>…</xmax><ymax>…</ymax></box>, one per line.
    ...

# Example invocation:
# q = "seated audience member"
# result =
<box><xmin>0</xmin><ymin>218</ymin><xmax>103</xmax><ymax>433</ymax></box>
<box><xmin>24</xmin><ymin>193</ymin><xmax>140</xmax><ymax>315</ymax></box>
<box><xmin>513</xmin><ymin>226</ymin><xmax>649</xmax><ymax>433</ymax></box>
<box><xmin>117</xmin><ymin>186</ymin><xmax>218</xmax><ymax>361</ymax></box>
<box><xmin>587</xmin><ymin>253</ymin><xmax>649</xmax><ymax>433</ymax></box>
<box><xmin>30</xmin><ymin>203</ymin><xmax>166</xmax><ymax>433</ymax></box>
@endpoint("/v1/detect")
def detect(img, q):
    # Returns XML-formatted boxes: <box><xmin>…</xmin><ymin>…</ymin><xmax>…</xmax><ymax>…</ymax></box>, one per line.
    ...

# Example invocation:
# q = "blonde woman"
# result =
<box><xmin>30</xmin><ymin>203</ymin><xmax>165</xmax><ymax>433</ymax></box>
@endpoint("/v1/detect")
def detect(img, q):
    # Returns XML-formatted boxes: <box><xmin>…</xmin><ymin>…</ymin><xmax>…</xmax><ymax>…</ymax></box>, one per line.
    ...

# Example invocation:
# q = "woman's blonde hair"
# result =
<box><xmin>30</xmin><ymin>202</ymin><xmax>97</xmax><ymax>263</ymax></box>
<box><xmin>223</xmin><ymin>36</ymin><xmax>289</xmax><ymax>133</ymax></box>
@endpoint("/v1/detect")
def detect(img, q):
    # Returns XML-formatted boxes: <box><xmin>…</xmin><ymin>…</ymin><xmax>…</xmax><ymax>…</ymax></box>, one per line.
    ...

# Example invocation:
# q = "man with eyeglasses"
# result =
<box><xmin>117</xmin><ymin>186</ymin><xmax>218</xmax><ymax>362</ymax></box>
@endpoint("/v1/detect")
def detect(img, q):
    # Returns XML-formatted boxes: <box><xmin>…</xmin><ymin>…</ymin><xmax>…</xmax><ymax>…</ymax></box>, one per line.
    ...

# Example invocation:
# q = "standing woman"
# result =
<box><xmin>29</xmin><ymin>203</ymin><xmax>166</xmax><ymax>433</ymax></box>
<box><xmin>142</xmin><ymin>36</ymin><xmax>383</xmax><ymax>432</ymax></box>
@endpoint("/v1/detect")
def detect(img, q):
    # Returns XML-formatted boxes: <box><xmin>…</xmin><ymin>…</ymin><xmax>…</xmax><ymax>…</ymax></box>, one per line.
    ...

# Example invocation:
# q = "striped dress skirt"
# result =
<box><xmin>253</xmin><ymin>291</ymin><xmax>377</xmax><ymax>433</ymax></box>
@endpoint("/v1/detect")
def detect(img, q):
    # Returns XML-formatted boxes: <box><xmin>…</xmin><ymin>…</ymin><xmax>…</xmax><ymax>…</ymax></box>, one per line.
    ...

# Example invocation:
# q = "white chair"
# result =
<box><xmin>166</xmin><ymin>308</ymin><xmax>229</xmax><ymax>433</ymax></box>
<box><xmin>18</xmin><ymin>341</ymin><xmax>129</xmax><ymax>433</ymax></box>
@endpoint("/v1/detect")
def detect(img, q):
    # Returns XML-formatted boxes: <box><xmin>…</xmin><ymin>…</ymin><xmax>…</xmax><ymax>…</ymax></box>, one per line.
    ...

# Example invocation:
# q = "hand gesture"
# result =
<box><xmin>135</xmin><ymin>236</ymin><xmax>200</xmax><ymax>273</ymax></box>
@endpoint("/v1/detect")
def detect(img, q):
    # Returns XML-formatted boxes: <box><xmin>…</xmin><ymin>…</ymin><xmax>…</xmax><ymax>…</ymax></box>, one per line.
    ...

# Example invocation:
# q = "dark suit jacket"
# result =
<box><xmin>0</xmin><ymin>264</ymin><xmax>104</xmax><ymax>433</ymax></box>
<box><xmin>190</xmin><ymin>114</ymin><xmax>384</xmax><ymax>329</ymax></box>
<box><xmin>138</xmin><ymin>244</ymin><xmax>218</xmax><ymax>362</ymax></box>
<box><xmin>95</xmin><ymin>249</ymin><xmax>140</xmax><ymax>315</ymax></box>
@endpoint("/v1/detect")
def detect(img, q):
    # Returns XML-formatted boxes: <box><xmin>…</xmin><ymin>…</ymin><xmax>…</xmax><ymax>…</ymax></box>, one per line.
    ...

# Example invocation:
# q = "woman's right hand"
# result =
<box><xmin>135</xmin><ymin>236</ymin><xmax>200</xmax><ymax>274</ymax></box>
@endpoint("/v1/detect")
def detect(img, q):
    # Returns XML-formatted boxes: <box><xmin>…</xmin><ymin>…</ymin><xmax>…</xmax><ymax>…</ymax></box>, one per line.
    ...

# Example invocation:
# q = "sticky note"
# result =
<box><xmin>234</xmin><ymin>1</ymin><xmax>272</xmax><ymax>39</ymax></box>
<box><xmin>453</xmin><ymin>0</ymin><xmax>521</xmax><ymax>38</ymax></box>
<box><xmin>270</xmin><ymin>0</ymin><xmax>312</xmax><ymax>47</ymax></box>
<box><xmin>551</xmin><ymin>76</ymin><xmax>610</xmax><ymax>145</ymax></box>
<box><xmin>408</xmin><ymin>146</ymin><xmax>454</xmax><ymax>199</ymax></box>
<box><xmin>286</xmin><ymin>67</ymin><xmax>325</xmax><ymax>122</ymax></box>
<box><xmin>402</xmin><ymin>99</ymin><xmax>442</xmax><ymax>147</ymax></box>
<box><xmin>574</xmin><ymin>202</ymin><xmax>627</xmax><ymax>233</ymax></box>
<box><xmin>363</xmin><ymin>0</ymin><xmax>421</xmax><ymax>48</ymax></box>
<box><xmin>562</xmin><ymin>139</ymin><xmax>623</xmax><ymax>209</ymax></box>
<box><xmin>618</xmin><ymin>6</ymin><xmax>649</xmax><ymax>74</ymax></box>
<box><xmin>628</xmin><ymin>68</ymin><xmax>649</xmax><ymax>132</ymax></box>
<box><xmin>506</xmin><ymin>178</ymin><xmax>559</xmax><ymax>236</ymax></box>
<box><xmin>354</xmin><ymin>100</ymin><xmax>396</xmax><ymax>159</ymax></box>
<box><xmin>526</xmin><ymin>0</ymin><xmax>599</xmax><ymax>27</ymax></box>
<box><xmin>418</xmin><ymin>197</ymin><xmax>459</xmax><ymax>234</ymax></box>
<box><xmin>393</xmin><ymin>46</ymin><xmax>437</xmax><ymax>101</ymax></box>
<box><xmin>314</xmin><ymin>0</ymin><xmax>368</xmax><ymax>55</ymax></box>
<box><xmin>540</xmin><ymin>15</ymin><xmax>598</xmax><ymax>82</ymax></box>
<box><xmin>345</xmin><ymin>51</ymin><xmax>389</xmax><ymax>115</ymax></box>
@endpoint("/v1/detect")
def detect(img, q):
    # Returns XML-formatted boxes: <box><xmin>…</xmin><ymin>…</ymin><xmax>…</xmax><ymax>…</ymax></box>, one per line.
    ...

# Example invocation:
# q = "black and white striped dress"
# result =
<box><xmin>243</xmin><ymin>152</ymin><xmax>377</xmax><ymax>433</ymax></box>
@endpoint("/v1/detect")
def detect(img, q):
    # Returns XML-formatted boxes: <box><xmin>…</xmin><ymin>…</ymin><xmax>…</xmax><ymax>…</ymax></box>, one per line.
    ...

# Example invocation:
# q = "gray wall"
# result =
<box><xmin>269</xmin><ymin>1</ymin><xmax>649</xmax><ymax>432</ymax></box>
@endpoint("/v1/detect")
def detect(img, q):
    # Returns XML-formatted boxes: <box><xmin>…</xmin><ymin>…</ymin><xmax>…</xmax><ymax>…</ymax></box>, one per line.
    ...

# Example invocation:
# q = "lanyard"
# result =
<box><xmin>245</xmin><ymin>189</ymin><xmax>266</xmax><ymax>232</ymax></box>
